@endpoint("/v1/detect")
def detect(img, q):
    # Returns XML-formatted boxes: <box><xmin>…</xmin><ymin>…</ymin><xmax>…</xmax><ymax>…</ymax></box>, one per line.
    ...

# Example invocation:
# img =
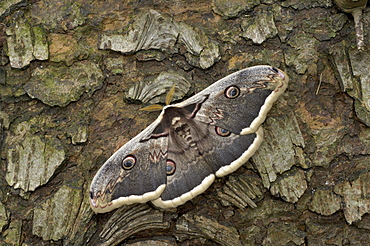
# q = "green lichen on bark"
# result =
<box><xmin>5</xmin><ymin>121</ymin><xmax>66</xmax><ymax>192</ymax></box>
<box><xmin>24</xmin><ymin>61</ymin><xmax>104</xmax><ymax>107</ymax></box>
<box><xmin>0</xmin><ymin>0</ymin><xmax>370</xmax><ymax>245</ymax></box>
<box><xmin>32</xmin><ymin>182</ymin><xmax>85</xmax><ymax>240</ymax></box>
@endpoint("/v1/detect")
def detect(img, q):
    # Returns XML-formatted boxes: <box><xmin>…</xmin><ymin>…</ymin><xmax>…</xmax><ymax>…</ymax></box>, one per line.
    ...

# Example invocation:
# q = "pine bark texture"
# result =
<box><xmin>0</xmin><ymin>0</ymin><xmax>369</xmax><ymax>245</ymax></box>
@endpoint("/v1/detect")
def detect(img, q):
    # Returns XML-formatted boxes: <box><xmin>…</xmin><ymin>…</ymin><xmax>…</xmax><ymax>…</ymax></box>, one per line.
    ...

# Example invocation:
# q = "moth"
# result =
<box><xmin>90</xmin><ymin>65</ymin><xmax>288</xmax><ymax>213</ymax></box>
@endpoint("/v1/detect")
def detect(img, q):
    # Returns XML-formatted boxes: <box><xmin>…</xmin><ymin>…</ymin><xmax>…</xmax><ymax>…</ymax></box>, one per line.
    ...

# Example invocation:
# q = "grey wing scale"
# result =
<box><xmin>195</xmin><ymin>89</ymin><xmax>272</xmax><ymax>134</ymax></box>
<box><xmin>89</xmin><ymin>65</ymin><xmax>288</xmax><ymax>212</ymax></box>
<box><xmin>151</xmin><ymin>119</ymin><xmax>262</xmax><ymax>208</ymax></box>
<box><xmin>151</xmin><ymin>66</ymin><xmax>287</xmax><ymax>208</ymax></box>
<box><xmin>89</xmin><ymin>120</ymin><xmax>168</xmax><ymax>213</ymax></box>
<box><xmin>191</xmin><ymin>66</ymin><xmax>288</xmax><ymax>135</ymax></box>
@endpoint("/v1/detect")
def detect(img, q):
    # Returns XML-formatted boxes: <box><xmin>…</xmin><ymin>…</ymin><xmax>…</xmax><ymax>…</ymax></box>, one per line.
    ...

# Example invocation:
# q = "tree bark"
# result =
<box><xmin>0</xmin><ymin>0</ymin><xmax>369</xmax><ymax>245</ymax></box>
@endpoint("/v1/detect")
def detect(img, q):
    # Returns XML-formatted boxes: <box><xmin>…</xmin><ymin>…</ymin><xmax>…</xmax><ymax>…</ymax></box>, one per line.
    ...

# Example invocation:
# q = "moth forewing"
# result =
<box><xmin>89</xmin><ymin>65</ymin><xmax>289</xmax><ymax>212</ymax></box>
